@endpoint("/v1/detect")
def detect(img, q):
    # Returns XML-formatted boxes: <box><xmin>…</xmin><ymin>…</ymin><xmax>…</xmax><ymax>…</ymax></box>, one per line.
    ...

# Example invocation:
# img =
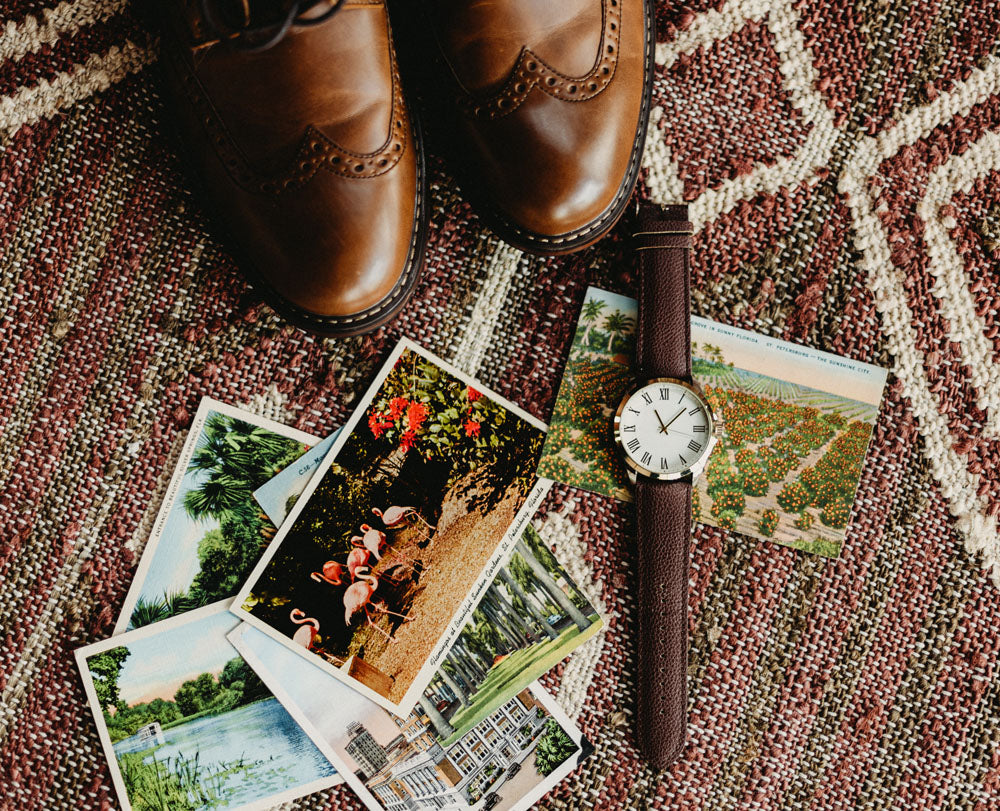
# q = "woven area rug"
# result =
<box><xmin>3</xmin><ymin>1</ymin><xmax>1000</xmax><ymax>809</ymax></box>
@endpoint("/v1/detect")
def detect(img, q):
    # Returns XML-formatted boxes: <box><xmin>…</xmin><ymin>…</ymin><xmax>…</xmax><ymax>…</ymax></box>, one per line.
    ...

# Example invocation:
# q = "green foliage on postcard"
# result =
<box><xmin>538</xmin><ymin>287</ymin><xmax>887</xmax><ymax>558</ymax></box>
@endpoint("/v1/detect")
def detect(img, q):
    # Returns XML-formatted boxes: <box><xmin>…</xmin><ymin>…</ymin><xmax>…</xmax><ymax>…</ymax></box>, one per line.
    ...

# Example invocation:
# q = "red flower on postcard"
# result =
<box><xmin>400</xmin><ymin>429</ymin><xmax>417</xmax><ymax>452</ymax></box>
<box><xmin>407</xmin><ymin>401</ymin><xmax>429</xmax><ymax>433</ymax></box>
<box><xmin>467</xmin><ymin>387</ymin><xmax>483</xmax><ymax>402</ymax></box>
<box><xmin>464</xmin><ymin>420</ymin><xmax>481</xmax><ymax>438</ymax></box>
<box><xmin>388</xmin><ymin>396</ymin><xmax>409</xmax><ymax>421</ymax></box>
<box><xmin>369</xmin><ymin>412</ymin><xmax>388</xmax><ymax>438</ymax></box>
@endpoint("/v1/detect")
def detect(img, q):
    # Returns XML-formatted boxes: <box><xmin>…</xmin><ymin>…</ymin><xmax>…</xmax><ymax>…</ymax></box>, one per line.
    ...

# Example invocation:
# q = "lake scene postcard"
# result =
<box><xmin>538</xmin><ymin>286</ymin><xmax>887</xmax><ymax>558</ymax></box>
<box><xmin>76</xmin><ymin>605</ymin><xmax>339</xmax><ymax>811</ymax></box>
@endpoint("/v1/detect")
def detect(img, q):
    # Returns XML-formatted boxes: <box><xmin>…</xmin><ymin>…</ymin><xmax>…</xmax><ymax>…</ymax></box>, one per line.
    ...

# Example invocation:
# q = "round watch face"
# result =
<box><xmin>614</xmin><ymin>379</ymin><xmax>714</xmax><ymax>478</ymax></box>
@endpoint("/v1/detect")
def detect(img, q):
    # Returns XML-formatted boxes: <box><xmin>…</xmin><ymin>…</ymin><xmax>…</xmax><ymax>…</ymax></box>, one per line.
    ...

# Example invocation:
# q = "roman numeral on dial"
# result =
<box><xmin>626</xmin><ymin>438</ymin><xmax>640</xmax><ymax>452</ymax></box>
<box><xmin>688</xmin><ymin>407</ymin><xmax>701</xmax><ymax>416</ymax></box>
<box><xmin>659</xmin><ymin>388</ymin><xmax>669</xmax><ymax>400</ymax></box>
<box><xmin>623</xmin><ymin>425</ymin><xmax>636</xmax><ymax>432</ymax></box>
<box><xmin>688</xmin><ymin>440</ymin><xmax>702</xmax><ymax>453</ymax></box>
<box><xmin>641</xmin><ymin>392</ymin><xmax>652</xmax><ymax>405</ymax></box>
<box><xmin>641</xmin><ymin>452</ymin><xmax>651</xmax><ymax>465</ymax></box>
<box><xmin>693</xmin><ymin>425</ymin><xmax>706</xmax><ymax>433</ymax></box>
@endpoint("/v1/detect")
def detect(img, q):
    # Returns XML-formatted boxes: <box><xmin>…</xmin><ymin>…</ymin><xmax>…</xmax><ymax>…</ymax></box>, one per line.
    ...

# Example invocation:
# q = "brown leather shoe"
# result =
<box><xmin>428</xmin><ymin>0</ymin><xmax>653</xmax><ymax>255</ymax></box>
<box><xmin>157</xmin><ymin>0</ymin><xmax>426</xmax><ymax>335</ymax></box>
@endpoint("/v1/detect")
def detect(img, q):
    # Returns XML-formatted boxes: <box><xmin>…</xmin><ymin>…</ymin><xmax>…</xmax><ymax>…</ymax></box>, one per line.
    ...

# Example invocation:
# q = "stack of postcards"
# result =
<box><xmin>76</xmin><ymin>339</ymin><xmax>604</xmax><ymax>811</ymax></box>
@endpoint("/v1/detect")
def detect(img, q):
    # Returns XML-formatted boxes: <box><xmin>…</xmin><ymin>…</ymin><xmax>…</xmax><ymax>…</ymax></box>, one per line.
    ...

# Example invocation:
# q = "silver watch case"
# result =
<box><xmin>613</xmin><ymin>376</ymin><xmax>723</xmax><ymax>483</ymax></box>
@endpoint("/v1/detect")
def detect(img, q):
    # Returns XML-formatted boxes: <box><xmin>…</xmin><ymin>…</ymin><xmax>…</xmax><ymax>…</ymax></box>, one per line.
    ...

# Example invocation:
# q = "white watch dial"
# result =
<box><xmin>617</xmin><ymin>381</ymin><xmax>712</xmax><ymax>475</ymax></box>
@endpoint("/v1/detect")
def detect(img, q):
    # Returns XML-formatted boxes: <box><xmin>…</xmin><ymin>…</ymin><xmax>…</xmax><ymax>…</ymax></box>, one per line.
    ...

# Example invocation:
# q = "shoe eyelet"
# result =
<box><xmin>354</xmin><ymin>163</ymin><xmax>365</xmax><ymax>172</ymax></box>
<box><xmin>546</xmin><ymin>76</ymin><xmax>556</xmax><ymax>86</ymax></box>
<box><xmin>527</xmin><ymin>61</ymin><xmax>537</xmax><ymax>71</ymax></box>
<box><xmin>568</xmin><ymin>85</ymin><xmax>577</xmax><ymax>93</ymax></box>
<box><xmin>515</xmin><ymin>83</ymin><xmax>526</xmax><ymax>92</ymax></box>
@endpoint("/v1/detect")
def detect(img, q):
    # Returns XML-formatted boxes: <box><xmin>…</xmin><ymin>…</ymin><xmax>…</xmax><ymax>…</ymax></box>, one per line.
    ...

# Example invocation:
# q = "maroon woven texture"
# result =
<box><xmin>2</xmin><ymin>1</ymin><xmax>1000</xmax><ymax>809</ymax></box>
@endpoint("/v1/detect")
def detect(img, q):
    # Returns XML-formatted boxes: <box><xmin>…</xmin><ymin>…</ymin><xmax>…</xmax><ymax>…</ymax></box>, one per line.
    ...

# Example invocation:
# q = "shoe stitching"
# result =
<box><xmin>485</xmin><ymin>0</ymin><xmax>653</xmax><ymax>249</ymax></box>
<box><xmin>459</xmin><ymin>0</ymin><xmax>621</xmax><ymax>121</ymax></box>
<box><xmin>173</xmin><ymin>11</ymin><xmax>408</xmax><ymax>196</ymax></box>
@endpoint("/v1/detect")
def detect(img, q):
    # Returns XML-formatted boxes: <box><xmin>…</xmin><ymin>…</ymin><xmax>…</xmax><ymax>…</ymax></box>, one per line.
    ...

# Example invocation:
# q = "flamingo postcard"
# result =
<box><xmin>115</xmin><ymin>397</ymin><xmax>324</xmax><ymax>634</ymax></box>
<box><xmin>230</xmin><ymin>339</ymin><xmax>549</xmax><ymax>717</ymax></box>
<box><xmin>253</xmin><ymin>487</ymin><xmax>606</xmax><ymax>739</ymax></box>
<box><xmin>76</xmin><ymin>603</ymin><xmax>342</xmax><ymax>811</ymax></box>
<box><xmin>230</xmin><ymin>621</ymin><xmax>591</xmax><ymax>811</ymax></box>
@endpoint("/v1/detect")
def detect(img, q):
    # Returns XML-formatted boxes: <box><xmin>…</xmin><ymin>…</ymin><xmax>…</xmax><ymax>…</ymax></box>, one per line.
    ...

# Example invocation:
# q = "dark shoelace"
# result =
<box><xmin>200</xmin><ymin>0</ymin><xmax>345</xmax><ymax>51</ymax></box>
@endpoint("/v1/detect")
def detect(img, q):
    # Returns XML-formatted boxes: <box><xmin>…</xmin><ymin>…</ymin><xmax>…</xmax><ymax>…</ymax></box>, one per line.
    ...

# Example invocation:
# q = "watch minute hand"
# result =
<box><xmin>662</xmin><ymin>409</ymin><xmax>685</xmax><ymax>431</ymax></box>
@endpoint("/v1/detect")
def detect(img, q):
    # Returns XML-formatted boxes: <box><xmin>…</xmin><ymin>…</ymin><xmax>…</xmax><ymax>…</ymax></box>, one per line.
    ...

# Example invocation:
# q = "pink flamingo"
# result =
<box><xmin>372</xmin><ymin>505</ymin><xmax>435</xmax><ymax>538</ymax></box>
<box><xmin>359</xmin><ymin>523</ymin><xmax>419</xmax><ymax>568</ymax></box>
<box><xmin>346</xmin><ymin>547</ymin><xmax>371</xmax><ymax>580</ymax></box>
<box><xmin>310</xmin><ymin>560</ymin><xmax>346</xmax><ymax>586</ymax></box>
<box><xmin>343</xmin><ymin>567</ymin><xmax>414</xmax><ymax>642</ymax></box>
<box><xmin>290</xmin><ymin>609</ymin><xmax>320</xmax><ymax>649</ymax></box>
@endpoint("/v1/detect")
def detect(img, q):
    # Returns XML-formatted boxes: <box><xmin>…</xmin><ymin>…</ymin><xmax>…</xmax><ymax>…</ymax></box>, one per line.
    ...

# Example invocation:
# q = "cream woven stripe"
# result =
<box><xmin>0</xmin><ymin>39</ymin><xmax>155</xmax><ymax>136</ymax></box>
<box><xmin>449</xmin><ymin>241</ymin><xmax>525</xmax><ymax>377</ymax></box>
<box><xmin>840</xmin><ymin>56</ymin><xmax>1000</xmax><ymax>586</ymax></box>
<box><xmin>644</xmin><ymin>0</ymin><xmax>839</xmax><ymax>226</ymax></box>
<box><xmin>0</xmin><ymin>0</ymin><xmax>130</xmax><ymax>63</ymax></box>
<box><xmin>917</xmin><ymin>128</ymin><xmax>1000</xmax><ymax>437</ymax></box>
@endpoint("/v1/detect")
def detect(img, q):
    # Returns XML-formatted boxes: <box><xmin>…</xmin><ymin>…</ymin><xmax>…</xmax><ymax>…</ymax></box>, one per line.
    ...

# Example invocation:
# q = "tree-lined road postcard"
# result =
<box><xmin>538</xmin><ymin>287</ymin><xmax>887</xmax><ymax>558</ymax></box>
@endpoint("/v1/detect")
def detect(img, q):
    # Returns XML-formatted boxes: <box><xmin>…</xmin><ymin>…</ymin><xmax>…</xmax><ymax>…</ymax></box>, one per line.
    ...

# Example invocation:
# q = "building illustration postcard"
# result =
<box><xmin>231</xmin><ymin>622</ymin><xmax>589</xmax><ymax>811</ymax></box>
<box><xmin>231</xmin><ymin>339</ymin><xmax>548</xmax><ymax>716</ymax></box>
<box><xmin>115</xmin><ymin>397</ymin><xmax>321</xmax><ymax>633</ymax></box>
<box><xmin>538</xmin><ymin>286</ymin><xmax>888</xmax><ymax>558</ymax></box>
<box><xmin>76</xmin><ymin>604</ymin><xmax>341</xmax><ymax>811</ymax></box>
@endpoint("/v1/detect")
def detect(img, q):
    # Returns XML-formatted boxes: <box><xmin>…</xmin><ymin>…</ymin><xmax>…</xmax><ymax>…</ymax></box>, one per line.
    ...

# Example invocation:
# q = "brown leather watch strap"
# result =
<box><xmin>631</xmin><ymin>202</ymin><xmax>693</xmax><ymax>769</ymax></box>
<box><xmin>634</xmin><ymin>477</ymin><xmax>690</xmax><ymax>769</ymax></box>
<box><xmin>635</xmin><ymin>203</ymin><xmax>692</xmax><ymax>380</ymax></box>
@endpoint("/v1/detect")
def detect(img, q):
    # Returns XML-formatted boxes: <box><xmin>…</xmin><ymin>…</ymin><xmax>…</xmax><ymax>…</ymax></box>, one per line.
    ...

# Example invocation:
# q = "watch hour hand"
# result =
<box><xmin>654</xmin><ymin>409</ymin><xmax>669</xmax><ymax>433</ymax></box>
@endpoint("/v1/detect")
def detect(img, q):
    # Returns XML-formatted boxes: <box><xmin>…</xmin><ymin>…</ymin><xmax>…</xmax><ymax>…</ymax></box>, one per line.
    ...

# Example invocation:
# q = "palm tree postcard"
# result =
<box><xmin>115</xmin><ymin>398</ymin><xmax>324</xmax><ymax>633</ymax></box>
<box><xmin>230</xmin><ymin>339</ymin><xmax>548</xmax><ymax>717</ymax></box>
<box><xmin>75</xmin><ymin>603</ymin><xmax>341</xmax><ymax>811</ymax></box>
<box><xmin>230</xmin><ymin>621</ymin><xmax>589</xmax><ymax>811</ymax></box>
<box><xmin>538</xmin><ymin>286</ymin><xmax>888</xmax><ymax>558</ymax></box>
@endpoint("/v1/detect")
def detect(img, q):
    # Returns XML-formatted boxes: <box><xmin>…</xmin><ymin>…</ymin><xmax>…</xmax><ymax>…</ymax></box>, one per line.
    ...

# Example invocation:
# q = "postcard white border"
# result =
<box><xmin>75</xmin><ymin>602</ymin><xmax>342</xmax><ymax>811</ymax></box>
<box><xmin>230</xmin><ymin>339</ymin><xmax>548</xmax><ymax>717</ymax></box>
<box><xmin>228</xmin><ymin>622</ymin><xmax>586</xmax><ymax>811</ymax></box>
<box><xmin>114</xmin><ymin>397</ymin><xmax>319</xmax><ymax>635</ymax></box>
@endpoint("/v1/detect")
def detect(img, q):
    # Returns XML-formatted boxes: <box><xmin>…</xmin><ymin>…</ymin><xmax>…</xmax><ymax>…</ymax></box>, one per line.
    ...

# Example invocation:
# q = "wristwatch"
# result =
<box><xmin>613</xmin><ymin>202</ymin><xmax>721</xmax><ymax>769</ymax></box>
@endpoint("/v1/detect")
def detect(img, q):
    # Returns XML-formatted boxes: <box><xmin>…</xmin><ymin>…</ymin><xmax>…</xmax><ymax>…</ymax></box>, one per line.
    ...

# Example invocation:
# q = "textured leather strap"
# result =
<box><xmin>634</xmin><ymin>477</ymin><xmax>690</xmax><ymax>769</ymax></box>
<box><xmin>633</xmin><ymin>202</ymin><xmax>692</xmax><ymax>769</ymax></box>
<box><xmin>635</xmin><ymin>203</ymin><xmax>692</xmax><ymax>380</ymax></box>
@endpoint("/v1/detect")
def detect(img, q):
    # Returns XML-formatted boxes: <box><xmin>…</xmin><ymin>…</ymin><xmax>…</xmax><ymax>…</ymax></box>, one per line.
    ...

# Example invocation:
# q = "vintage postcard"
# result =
<box><xmin>538</xmin><ymin>286</ymin><xmax>888</xmax><ymax>558</ymax></box>
<box><xmin>231</xmin><ymin>339</ymin><xmax>548</xmax><ymax>715</ymax></box>
<box><xmin>231</xmin><ymin>622</ymin><xmax>589</xmax><ymax>811</ymax></box>
<box><xmin>116</xmin><ymin>398</ymin><xmax>321</xmax><ymax>633</ymax></box>
<box><xmin>254</xmin><ymin>431</ymin><xmax>340</xmax><ymax>526</ymax></box>
<box><xmin>76</xmin><ymin>604</ymin><xmax>341</xmax><ymax>811</ymax></box>
<box><xmin>246</xmin><ymin>488</ymin><xmax>602</xmax><ymax>746</ymax></box>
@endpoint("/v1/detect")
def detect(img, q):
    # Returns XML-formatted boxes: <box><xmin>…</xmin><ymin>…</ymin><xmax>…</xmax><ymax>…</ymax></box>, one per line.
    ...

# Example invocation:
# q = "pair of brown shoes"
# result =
<box><xmin>161</xmin><ymin>0</ymin><xmax>654</xmax><ymax>335</ymax></box>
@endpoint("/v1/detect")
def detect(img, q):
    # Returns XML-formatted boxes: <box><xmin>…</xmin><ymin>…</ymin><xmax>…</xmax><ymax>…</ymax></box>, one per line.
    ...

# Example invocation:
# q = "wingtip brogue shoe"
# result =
<box><xmin>159</xmin><ymin>0</ymin><xmax>426</xmax><ymax>335</ymax></box>
<box><xmin>430</xmin><ymin>0</ymin><xmax>654</xmax><ymax>255</ymax></box>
